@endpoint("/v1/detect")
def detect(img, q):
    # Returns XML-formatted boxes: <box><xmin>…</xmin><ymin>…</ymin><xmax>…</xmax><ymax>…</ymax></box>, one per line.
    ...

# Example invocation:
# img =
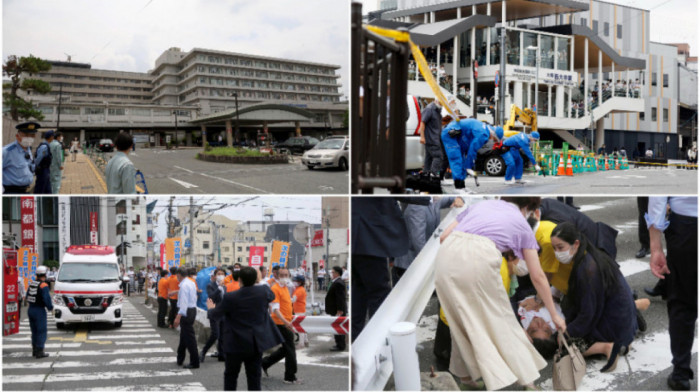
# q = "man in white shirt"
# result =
<box><xmin>174</xmin><ymin>268</ymin><xmax>199</xmax><ymax>369</ymax></box>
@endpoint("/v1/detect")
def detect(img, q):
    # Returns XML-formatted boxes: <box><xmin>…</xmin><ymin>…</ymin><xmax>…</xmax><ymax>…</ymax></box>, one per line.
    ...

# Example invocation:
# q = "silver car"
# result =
<box><xmin>301</xmin><ymin>136</ymin><xmax>349</xmax><ymax>170</ymax></box>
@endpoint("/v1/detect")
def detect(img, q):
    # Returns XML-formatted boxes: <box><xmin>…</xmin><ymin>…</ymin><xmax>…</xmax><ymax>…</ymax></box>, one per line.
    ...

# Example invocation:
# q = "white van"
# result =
<box><xmin>52</xmin><ymin>245</ymin><xmax>123</xmax><ymax>328</ymax></box>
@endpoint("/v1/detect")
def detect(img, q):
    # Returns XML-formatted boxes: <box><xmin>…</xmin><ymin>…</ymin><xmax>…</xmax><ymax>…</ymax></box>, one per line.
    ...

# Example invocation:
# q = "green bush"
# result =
<box><xmin>203</xmin><ymin>147</ymin><xmax>267</xmax><ymax>157</ymax></box>
<box><xmin>42</xmin><ymin>260</ymin><xmax>59</xmax><ymax>269</ymax></box>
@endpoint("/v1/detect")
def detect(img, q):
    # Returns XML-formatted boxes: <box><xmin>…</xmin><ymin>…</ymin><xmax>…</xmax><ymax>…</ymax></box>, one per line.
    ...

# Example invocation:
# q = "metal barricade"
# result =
<box><xmin>351</xmin><ymin>2</ymin><xmax>409</xmax><ymax>194</ymax></box>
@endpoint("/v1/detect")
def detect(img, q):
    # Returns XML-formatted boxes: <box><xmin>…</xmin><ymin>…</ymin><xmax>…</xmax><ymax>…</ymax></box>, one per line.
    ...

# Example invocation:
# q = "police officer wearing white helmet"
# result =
<box><xmin>26</xmin><ymin>265</ymin><xmax>53</xmax><ymax>358</ymax></box>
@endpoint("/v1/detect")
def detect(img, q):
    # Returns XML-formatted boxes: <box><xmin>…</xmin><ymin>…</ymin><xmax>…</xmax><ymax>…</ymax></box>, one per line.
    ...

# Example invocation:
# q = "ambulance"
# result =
<box><xmin>52</xmin><ymin>245</ymin><xmax>123</xmax><ymax>328</ymax></box>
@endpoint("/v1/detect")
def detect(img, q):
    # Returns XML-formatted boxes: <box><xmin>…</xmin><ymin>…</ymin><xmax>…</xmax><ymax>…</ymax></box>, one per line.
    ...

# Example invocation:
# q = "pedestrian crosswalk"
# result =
<box><xmin>2</xmin><ymin>299</ymin><xmax>206</xmax><ymax>391</ymax></box>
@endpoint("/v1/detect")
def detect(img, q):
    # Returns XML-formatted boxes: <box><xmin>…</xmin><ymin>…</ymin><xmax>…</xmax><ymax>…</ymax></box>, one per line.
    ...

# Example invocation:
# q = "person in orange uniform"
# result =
<box><xmin>292</xmin><ymin>274</ymin><xmax>309</xmax><ymax>348</ymax></box>
<box><xmin>226</xmin><ymin>268</ymin><xmax>241</xmax><ymax>293</ymax></box>
<box><xmin>261</xmin><ymin>268</ymin><xmax>299</xmax><ymax>384</ymax></box>
<box><xmin>167</xmin><ymin>266</ymin><xmax>180</xmax><ymax>328</ymax></box>
<box><xmin>157</xmin><ymin>269</ymin><xmax>170</xmax><ymax>328</ymax></box>
<box><xmin>224</xmin><ymin>263</ymin><xmax>241</xmax><ymax>285</ymax></box>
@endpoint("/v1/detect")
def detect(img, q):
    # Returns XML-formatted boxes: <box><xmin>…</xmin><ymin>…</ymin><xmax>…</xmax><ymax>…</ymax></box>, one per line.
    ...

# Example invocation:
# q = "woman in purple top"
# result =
<box><xmin>436</xmin><ymin>197</ymin><xmax>565</xmax><ymax>391</ymax></box>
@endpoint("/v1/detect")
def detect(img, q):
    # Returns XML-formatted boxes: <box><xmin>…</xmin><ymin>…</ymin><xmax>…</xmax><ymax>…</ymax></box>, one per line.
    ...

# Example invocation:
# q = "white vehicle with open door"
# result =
<box><xmin>52</xmin><ymin>245</ymin><xmax>123</xmax><ymax>329</ymax></box>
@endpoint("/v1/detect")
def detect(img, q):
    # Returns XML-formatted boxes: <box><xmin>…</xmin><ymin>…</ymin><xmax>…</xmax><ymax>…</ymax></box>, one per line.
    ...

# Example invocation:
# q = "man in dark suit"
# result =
<box><xmin>207</xmin><ymin>267</ymin><xmax>284</xmax><ymax>391</ymax></box>
<box><xmin>351</xmin><ymin>197</ymin><xmax>430</xmax><ymax>341</ymax></box>
<box><xmin>325</xmin><ymin>266</ymin><xmax>347</xmax><ymax>351</ymax></box>
<box><xmin>201</xmin><ymin>268</ymin><xmax>226</xmax><ymax>362</ymax></box>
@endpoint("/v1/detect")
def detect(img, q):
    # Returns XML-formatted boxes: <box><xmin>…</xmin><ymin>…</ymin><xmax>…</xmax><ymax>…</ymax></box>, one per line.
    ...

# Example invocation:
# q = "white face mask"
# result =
<box><xmin>216</xmin><ymin>275</ymin><xmax>224</xmax><ymax>283</ymax></box>
<box><xmin>555</xmin><ymin>248</ymin><xmax>575</xmax><ymax>264</ymax></box>
<box><xmin>20</xmin><ymin>137</ymin><xmax>34</xmax><ymax>148</ymax></box>
<box><xmin>293</xmin><ymin>281</ymin><xmax>301</xmax><ymax>287</ymax></box>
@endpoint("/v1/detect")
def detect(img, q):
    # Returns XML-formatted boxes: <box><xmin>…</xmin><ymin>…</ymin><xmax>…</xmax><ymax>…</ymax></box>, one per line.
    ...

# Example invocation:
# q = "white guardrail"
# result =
<box><xmin>146</xmin><ymin>289</ymin><xmax>347</xmax><ymax>335</ymax></box>
<box><xmin>352</xmin><ymin>201</ymin><xmax>475</xmax><ymax>391</ymax></box>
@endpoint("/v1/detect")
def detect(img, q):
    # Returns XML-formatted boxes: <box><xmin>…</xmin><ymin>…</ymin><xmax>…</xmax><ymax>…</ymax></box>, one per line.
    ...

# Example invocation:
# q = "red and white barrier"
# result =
<box><xmin>291</xmin><ymin>315</ymin><xmax>348</xmax><ymax>335</ymax></box>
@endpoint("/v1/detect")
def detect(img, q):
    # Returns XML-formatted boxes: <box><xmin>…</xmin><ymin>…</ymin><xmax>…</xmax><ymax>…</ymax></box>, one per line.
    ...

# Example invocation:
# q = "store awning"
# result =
<box><xmin>188</xmin><ymin>104</ymin><xmax>314</xmax><ymax>126</ymax></box>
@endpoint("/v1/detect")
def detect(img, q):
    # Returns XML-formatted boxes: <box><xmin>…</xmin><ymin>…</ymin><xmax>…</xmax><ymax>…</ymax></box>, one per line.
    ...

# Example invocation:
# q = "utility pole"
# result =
<box><xmin>167</xmin><ymin>197</ymin><xmax>174</xmax><ymax>238</ymax></box>
<box><xmin>325</xmin><ymin>206</ymin><xmax>330</xmax><ymax>272</ymax></box>
<box><xmin>56</xmin><ymin>82</ymin><xmax>63</xmax><ymax>132</ymax></box>
<box><xmin>189</xmin><ymin>196</ymin><xmax>194</xmax><ymax>266</ymax></box>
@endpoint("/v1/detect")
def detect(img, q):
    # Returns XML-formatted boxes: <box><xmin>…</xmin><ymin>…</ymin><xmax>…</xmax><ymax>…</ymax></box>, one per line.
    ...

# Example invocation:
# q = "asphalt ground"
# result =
<box><xmin>101</xmin><ymin>148</ymin><xmax>348</xmax><ymax>194</ymax></box>
<box><xmin>3</xmin><ymin>292</ymin><xmax>349</xmax><ymax>391</ymax></box>
<box><xmin>438</xmin><ymin>167</ymin><xmax>698</xmax><ymax>195</ymax></box>
<box><xmin>410</xmin><ymin>197</ymin><xmax>698</xmax><ymax>390</ymax></box>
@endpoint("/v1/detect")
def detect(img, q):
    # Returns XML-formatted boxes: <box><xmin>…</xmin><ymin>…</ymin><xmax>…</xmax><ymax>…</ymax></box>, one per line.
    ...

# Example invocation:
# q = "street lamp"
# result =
<box><xmin>526</xmin><ymin>45</ymin><xmax>540</xmax><ymax>115</ymax></box>
<box><xmin>233</xmin><ymin>92</ymin><xmax>240</xmax><ymax>144</ymax></box>
<box><xmin>172</xmin><ymin>110</ymin><xmax>179</xmax><ymax>147</ymax></box>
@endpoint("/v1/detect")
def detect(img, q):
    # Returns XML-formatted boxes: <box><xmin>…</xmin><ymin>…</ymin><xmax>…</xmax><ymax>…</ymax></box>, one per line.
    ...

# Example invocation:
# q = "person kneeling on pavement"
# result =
<box><xmin>502</xmin><ymin>131</ymin><xmax>541</xmax><ymax>185</ymax></box>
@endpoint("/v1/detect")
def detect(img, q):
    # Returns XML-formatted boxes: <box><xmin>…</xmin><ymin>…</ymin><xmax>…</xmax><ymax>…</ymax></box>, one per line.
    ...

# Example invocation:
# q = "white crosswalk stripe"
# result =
<box><xmin>3</xmin><ymin>298</ymin><xmax>196</xmax><ymax>390</ymax></box>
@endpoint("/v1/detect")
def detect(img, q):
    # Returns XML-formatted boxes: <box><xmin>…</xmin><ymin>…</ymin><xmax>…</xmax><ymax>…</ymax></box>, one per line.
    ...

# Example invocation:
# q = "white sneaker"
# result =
<box><xmin>515</xmin><ymin>179</ymin><xmax>529</xmax><ymax>184</ymax></box>
<box><xmin>504</xmin><ymin>179</ymin><xmax>515</xmax><ymax>185</ymax></box>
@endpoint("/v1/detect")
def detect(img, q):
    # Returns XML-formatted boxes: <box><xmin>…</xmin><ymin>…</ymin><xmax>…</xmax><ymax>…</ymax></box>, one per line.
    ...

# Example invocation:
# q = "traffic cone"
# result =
<box><xmin>566</xmin><ymin>154</ymin><xmax>574</xmax><ymax>176</ymax></box>
<box><xmin>615</xmin><ymin>157</ymin><xmax>620</xmax><ymax>170</ymax></box>
<box><xmin>604</xmin><ymin>157</ymin><xmax>609</xmax><ymax>170</ymax></box>
<box><xmin>557</xmin><ymin>153</ymin><xmax>566</xmax><ymax>176</ymax></box>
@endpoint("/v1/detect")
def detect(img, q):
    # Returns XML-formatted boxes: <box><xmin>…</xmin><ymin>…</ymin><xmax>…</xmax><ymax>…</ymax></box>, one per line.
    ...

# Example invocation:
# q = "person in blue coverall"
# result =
<box><xmin>441</xmin><ymin>118</ymin><xmax>503</xmax><ymax>192</ymax></box>
<box><xmin>25</xmin><ymin>265</ymin><xmax>53</xmax><ymax>359</ymax></box>
<box><xmin>502</xmin><ymin>131</ymin><xmax>541</xmax><ymax>184</ymax></box>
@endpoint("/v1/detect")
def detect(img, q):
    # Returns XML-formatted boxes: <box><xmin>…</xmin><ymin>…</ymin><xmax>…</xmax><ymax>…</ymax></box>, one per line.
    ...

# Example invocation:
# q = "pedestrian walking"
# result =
<box><xmin>70</xmin><ymin>137</ymin><xmax>79</xmax><ymax>162</ymax></box>
<box><xmin>174</xmin><ymin>268</ymin><xmax>199</xmax><ymax>369</ymax></box>
<box><xmin>207</xmin><ymin>267</ymin><xmax>283</xmax><ymax>391</ymax></box>
<box><xmin>647</xmin><ymin>197</ymin><xmax>697</xmax><ymax>390</ymax></box>
<box><xmin>49</xmin><ymin>132</ymin><xmax>64</xmax><ymax>194</ymax></box>
<box><xmin>33</xmin><ymin>131</ymin><xmax>55</xmax><ymax>194</ymax></box>
<box><xmin>104</xmin><ymin>132</ymin><xmax>137</xmax><ymax>194</ymax></box>
<box><xmin>157</xmin><ymin>269</ymin><xmax>169</xmax><ymax>328</ymax></box>
<box><xmin>168</xmin><ymin>266</ymin><xmax>180</xmax><ymax>328</ymax></box>
<box><xmin>419</xmin><ymin>98</ymin><xmax>446</xmax><ymax>178</ymax></box>
<box><xmin>3</xmin><ymin>122</ymin><xmax>39</xmax><ymax>194</ymax></box>
<box><xmin>325</xmin><ymin>266</ymin><xmax>347</xmax><ymax>351</ymax></box>
<box><xmin>262</xmin><ymin>268</ymin><xmax>300</xmax><ymax>384</ymax></box>
<box><xmin>25</xmin><ymin>266</ymin><xmax>53</xmax><ymax>359</ymax></box>
<box><xmin>201</xmin><ymin>268</ymin><xmax>226</xmax><ymax>362</ymax></box>
<box><xmin>317</xmin><ymin>268</ymin><xmax>326</xmax><ymax>291</ymax></box>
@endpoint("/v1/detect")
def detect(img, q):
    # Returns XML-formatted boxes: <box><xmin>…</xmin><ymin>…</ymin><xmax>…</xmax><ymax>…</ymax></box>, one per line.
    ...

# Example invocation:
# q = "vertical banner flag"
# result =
<box><xmin>310</xmin><ymin>230</ymin><xmax>324</xmax><ymax>247</ymax></box>
<box><xmin>271</xmin><ymin>241</ymin><xmax>290</xmax><ymax>268</ymax></box>
<box><xmin>29</xmin><ymin>253</ymin><xmax>38</xmax><ymax>281</ymax></box>
<box><xmin>18</xmin><ymin>248</ymin><xmax>31</xmax><ymax>292</ymax></box>
<box><xmin>165</xmin><ymin>238</ymin><xmax>182</xmax><ymax>269</ymax></box>
<box><xmin>249</xmin><ymin>246</ymin><xmax>265</xmax><ymax>267</ymax></box>
<box><xmin>58</xmin><ymin>197</ymin><xmax>71</xmax><ymax>262</ymax></box>
<box><xmin>20</xmin><ymin>197</ymin><xmax>35</xmax><ymax>252</ymax></box>
<box><xmin>160</xmin><ymin>243</ymin><xmax>166</xmax><ymax>270</ymax></box>
<box><xmin>89</xmin><ymin>212</ymin><xmax>99</xmax><ymax>245</ymax></box>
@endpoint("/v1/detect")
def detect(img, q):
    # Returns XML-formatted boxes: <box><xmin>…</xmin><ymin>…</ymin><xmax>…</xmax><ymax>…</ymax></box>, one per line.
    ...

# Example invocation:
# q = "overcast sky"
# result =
<box><xmin>2</xmin><ymin>0</ymin><xmax>349</xmax><ymax>99</ymax></box>
<box><xmin>360</xmin><ymin>0</ymin><xmax>698</xmax><ymax>55</ymax></box>
<box><xmin>149</xmin><ymin>196</ymin><xmax>323</xmax><ymax>244</ymax></box>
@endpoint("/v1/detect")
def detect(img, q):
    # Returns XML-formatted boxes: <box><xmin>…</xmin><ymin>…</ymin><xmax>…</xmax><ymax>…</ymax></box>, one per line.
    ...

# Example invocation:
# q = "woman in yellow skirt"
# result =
<box><xmin>437</xmin><ymin>197</ymin><xmax>566</xmax><ymax>390</ymax></box>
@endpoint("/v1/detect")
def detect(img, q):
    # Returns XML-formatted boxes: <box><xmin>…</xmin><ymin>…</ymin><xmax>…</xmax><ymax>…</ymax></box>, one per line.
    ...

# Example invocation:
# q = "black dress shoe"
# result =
<box><xmin>34</xmin><ymin>350</ymin><xmax>49</xmax><ymax>359</ymax></box>
<box><xmin>668</xmin><ymin>375</ymin><xmax>691</xmax><ymax>390</ymax></box>
<box><xmin>262</xmin><ymin>366</ymin><xmax>269</xmax><ymax>377</ymax></box>
<box><xmin>636</xmin><ymin>308</ymin><xmax>647</xmax><ymax>332</ymax></box>
<box><xmin>218</xmin><ymin>356</ymin><xmax>225</xmax><ymax>362</ymax></box>
<box><xmin>209</xmin><ymin>352</ymin><xmax>220</xmax><ymax>358</ymax></box>
<box><xmin>199</xmin><ymin>352</ymin><xmax>205</xmax><ymax>363</ymax></box>
<box><xmin>635</xmin><ymin>247</ymin><xmax>650</xmax><ymax>258</ymax></box>
<box><xmin>644</xmin><ymin>286</ymin><xmax>667</xmax><ymax>300</ymax></box>
<box><xmin>330</xmin><ymin>346</ymin><xmax>345</xmax><ymax>352</ymax></box>
<box><xmin>177</xmin><ymin>360</ymin><xmax>184</xmax><ymax>366</ymax></box>
<box><xmin>183</xmin><ymin>364</ymin><xmax>199</xmax><ymax>369</ymax></box>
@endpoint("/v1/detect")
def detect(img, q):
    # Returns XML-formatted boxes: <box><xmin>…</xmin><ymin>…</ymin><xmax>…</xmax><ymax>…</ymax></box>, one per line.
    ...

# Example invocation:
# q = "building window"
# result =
<box><xmin>592</xmin><ymin>20</ymin><xmax>598</xmax><ymax>34</ymax></box>
<box><xmin>617</xmin><ymin>24</ymin><xmax>622</xmax><ymax>39</ymax></box>
<box><xmin>663</xmin><ymin>108</ymin><xmax>669</xmax><ymax>122</ymax></box>
<box><xmin>203</xmin><ymin>241</ymin><xmax>210</xmax><ymax>249</ymax></box>
<box><xmin>42</xmin><ymin>227</ymin><xmax>59</xmax><ymax>262</ymax></box>
<box><xmin>84</xmin><ymin>107</ymin><xmax>104</xmax><ymax>115</ymax></box>
<box><xmin>580</xmin><ymin>18</ymin><xmax>587</xmax><ymax>27</ymax></box>
<box><xmin>237</xmin><ymin>246</ymin><xmax>242</xmax><ymax>252</ymax></box>
<box><xmin>663</xmin><ymin>74</ymin><xmax>668</xmax><ymax>87</ymax></box>
<box><xmin>640</xmin><ymin>111</ymin><xmax>645</xmax><ymax>121</ymax></box>
<box><xmin>2</xmin><ymin>198</ymin><xmax>20</xmax><ymax>221</ymax></box>
<box><xmin>603</xmin><ymin>22</ymin><xmax>609</xmax><ymax>37</ymax></box>
<box><xmin>651</xmin><ymin>107</ymin><xmax>657</xmax><ymax>121</ymax></box>
<box><xmin>108</xmin><ymin>108</ymin><xmax>126</xmax><ymax>116</ymax></box>
<box><xmin>38</xmin><ymin>198</ymin><xmax>58</xmax><ymax>225</ymax></box>
<box><xmin>246</xmin><ymin>246</ymin><xmax>250</xmax><ymax>251</ymax></box>
<box><xmin>116</xmin><ymin>200</ymin><xmax>127</xmax><ymax>214</ymax></box>
<box><xmin>651</xmin><ymin>72</ymin><xmax>657</xmax><ymax>86</ymax></box>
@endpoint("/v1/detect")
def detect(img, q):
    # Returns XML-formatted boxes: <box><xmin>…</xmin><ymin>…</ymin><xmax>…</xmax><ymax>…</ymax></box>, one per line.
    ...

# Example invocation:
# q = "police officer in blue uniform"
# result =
<box><xmin>441</xmin><ymin>118</ymin><xmax>503</xmax><ymax>192</ymax></box>
<box><xmin>502</xmin><ymin>131</ymin><xmax>541</xmax><ymax>185</ymax></box>
<box><xmin>25</xmin><ymin>265</ymin><xmax>53</xmax><ymax>359</ymax></box>
<box><xmin>3</xmin><ymin>121</ymin><xmax>40</xmax><ymax>194</ymax></box>
<box><xmin>34</xmin><ymin>130</ymin><xmax>55</xmax><ymax>194</ymax></box>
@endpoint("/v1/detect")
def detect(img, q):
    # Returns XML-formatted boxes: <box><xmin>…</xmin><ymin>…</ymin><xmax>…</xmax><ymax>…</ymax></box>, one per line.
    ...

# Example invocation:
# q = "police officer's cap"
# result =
<box><xmin>43</xmin><ymin>130</ymin><xmax>55</xmax><ymax>139</ymax></box>
<box><xmin>36</xmin><ymin>265</ymin><xmax>48</xmax><ymax>275</ymax></box>
<box><xmin>16</xmin><ymin>121</ymin><xmax>41</xmax><ymax>134</ymax></box>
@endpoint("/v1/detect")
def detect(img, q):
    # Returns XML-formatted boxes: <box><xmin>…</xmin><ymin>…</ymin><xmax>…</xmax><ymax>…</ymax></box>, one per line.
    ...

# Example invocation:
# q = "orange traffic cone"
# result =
<box><xmin>615</xmin><ymin>158</ymin><xmax>620</xmax><ymax>170</ymax></box>
<box><xmin>605</xmin><ymin>158</ymin><xmax>609</xmax><ymax>170</ymax></box>
<box><xmin>557</xmin><ymin>153</ymin><xmax>566</xmax><ymax>176</ymax></box>
<box><xmin>565</xmin><ymin>154</ymin><xmax>574</xmax><ymax>176</ymax></box>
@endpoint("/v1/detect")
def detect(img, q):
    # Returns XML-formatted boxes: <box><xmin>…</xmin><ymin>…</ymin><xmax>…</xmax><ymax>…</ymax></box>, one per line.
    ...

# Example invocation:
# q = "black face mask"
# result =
<box><xmin>232</xmin><ymin>270</ymin><xmax>240</xmax><ymax>280</ymax></box>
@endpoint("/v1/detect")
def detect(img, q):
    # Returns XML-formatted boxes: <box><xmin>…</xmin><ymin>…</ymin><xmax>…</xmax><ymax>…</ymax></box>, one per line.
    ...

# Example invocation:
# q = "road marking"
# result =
<box><xmin>112</xmin><ymin>340</ymin><xmax>166</xmax><ymax>345</ymax></box>
<box><xmin>319</xmin><ymin>185</ymin><xmax>334</xmax><ymax>191</ymax></box>
<box><xmin>3</xmin><ymin>343</ymin><xmax>82</xmax><ymax>349</ymax></box>
<box><xmin>3</xmin><ymin>369</ymin><xmax>193</xmax><ymax>384</ymax></box>
<box><xmin>86</xmin><ymin>334</ymin><xmax>160</xmax><ymax>339</ymax></box>
<box><xmin>3</xmin><ymin>356</ymin><xmax>175</xmax><ymax>370</ymax></box>
<box><xmin>199</xmin><ymin>172</ymin><xmax>270</xmax><ymax>194</ymax></box>
<box><xmin>173</xmin><ymin>165</ymin><xmax>195</xmax><ymax>174</ymax></box>
<box><xmin>75</xmin><ymin>382</ymin><xmax>206</xmax><ymax>391</ymax></box>
<box><xmin>619</xmin><ymin>258</ymin><xmax>651</xmax><ymax>277</ymax></box>
<box><xmin>169</xmin><ymin>177</ymin><xmax>199</xmax><ymax>188</ymax></box>
<box><xmin>5</xmin><ymin>347</ymin><xmax>173</xmax><ymax>358</ymax></box>
<box><xmin>49</xmin><ymin>330</ymin><xmax>111</xmax><ymax>344</ymax></box>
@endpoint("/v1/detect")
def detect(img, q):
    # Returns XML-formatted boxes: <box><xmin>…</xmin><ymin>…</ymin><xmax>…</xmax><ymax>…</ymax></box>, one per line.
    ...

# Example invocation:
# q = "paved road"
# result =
<box><xmin>411</xmin><ymin>197</ymin><xmax>697</xmax><ymax>390</ymax></box>
<box><xmin>103</xmin><ymin>148</ymin><xmax>348</xmax><ymax>194</ymax></box>
<box><xmin>3</xmin><ymin>295</ymin><xmax>349</xmax><ymax>391</ymax></box>
<box><xmin>435</xmin><ymin>167</ymin><xmax>698</xmax><ymax>195</ymax></box>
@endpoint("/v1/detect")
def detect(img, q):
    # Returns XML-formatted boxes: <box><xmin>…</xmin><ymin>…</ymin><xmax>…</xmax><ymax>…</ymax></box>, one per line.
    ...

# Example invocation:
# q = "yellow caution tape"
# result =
<box><xmin>365</xmin><ymin>24</ymin><xmax>459</xmax><ymax>122</ymax></box>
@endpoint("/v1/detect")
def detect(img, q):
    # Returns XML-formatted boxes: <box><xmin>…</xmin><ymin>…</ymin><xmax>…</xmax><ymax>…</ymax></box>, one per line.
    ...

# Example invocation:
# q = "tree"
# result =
<box><xmin>3</xmin><ymin>55</ymin><xmax>52</xmax><ymax>121</ymax></box>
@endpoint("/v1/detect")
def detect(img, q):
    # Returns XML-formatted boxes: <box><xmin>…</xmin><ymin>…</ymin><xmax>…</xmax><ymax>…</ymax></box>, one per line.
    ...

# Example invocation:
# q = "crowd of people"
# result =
<box><xmin>2</xmin><ymin>121</ymin><xmax>139</xmax><ymax>194</ymax></box>
<box><xmin>149</xmin><ymin>263</ymin><xmax>347</xmax><ymax>390</ymax></box>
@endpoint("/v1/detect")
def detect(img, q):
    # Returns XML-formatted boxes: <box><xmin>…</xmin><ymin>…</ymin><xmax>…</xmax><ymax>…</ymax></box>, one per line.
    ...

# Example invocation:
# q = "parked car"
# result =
<box><xmin>97</xmin><ymin>139</ymin><xmax>114</xmax><ymax>152</ymax></box>
<box><xmin>301</xmin><ymin>136</ymin><xmax>349</xmax><ymax>170</ymax></box>
<box><xmin>278</xmin><ymin>136</ymin><xmax>320</xmax><ymax>154</ymax></box>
